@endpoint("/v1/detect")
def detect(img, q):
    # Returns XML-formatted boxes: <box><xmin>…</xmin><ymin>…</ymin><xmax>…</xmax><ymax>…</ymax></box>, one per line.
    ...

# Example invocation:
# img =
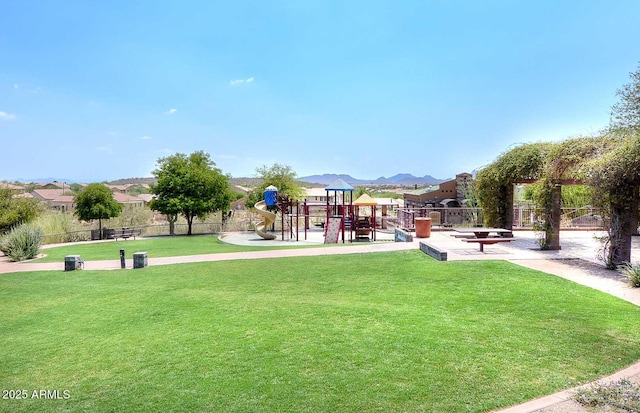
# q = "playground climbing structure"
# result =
<box><xmin>253</xmin><ymin>200</ymin><xmax>277</xmax><ymax>240</ymax></box>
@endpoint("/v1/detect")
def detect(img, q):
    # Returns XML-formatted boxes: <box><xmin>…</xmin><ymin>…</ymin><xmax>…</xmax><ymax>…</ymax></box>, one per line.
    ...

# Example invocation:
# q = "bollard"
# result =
<box><xmin>120</xmin><ymin>249</ymin><xmax>126</xmax><ymax>269</ymax></box>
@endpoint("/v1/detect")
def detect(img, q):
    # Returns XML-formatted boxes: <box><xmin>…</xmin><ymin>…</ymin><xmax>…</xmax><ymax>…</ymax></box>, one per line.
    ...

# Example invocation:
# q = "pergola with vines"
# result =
<box><xmin>475</xmin><ymin>130</ymin><xmax>640</xmax><ymax>268</ymax></box>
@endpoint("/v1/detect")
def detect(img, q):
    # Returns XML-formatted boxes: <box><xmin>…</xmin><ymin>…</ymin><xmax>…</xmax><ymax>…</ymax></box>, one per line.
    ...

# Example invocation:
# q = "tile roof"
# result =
<box><xmin>31</xmin><ymin>188</ymin><xmax>73</xmax><ymax>200</ymax></box>
<box><xmin>0</xmin><ymin>182</ymin><xmax>24</xmax><ymax>190</ymax></box>
<box><xmin>112</xmin><ymin>192</ymin><xmax>144</xmax><ymax>203</ymax></box>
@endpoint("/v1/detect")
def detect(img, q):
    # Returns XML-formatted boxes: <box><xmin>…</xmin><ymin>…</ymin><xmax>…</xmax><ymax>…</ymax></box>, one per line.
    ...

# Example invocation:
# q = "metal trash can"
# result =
<box><xmin>415</xmin><ymin>217</ymin><xmax>432</xmax><ymax>238</ymax></box>
<box><xmin>64</xmin><ymin>255</ymin><xmax>82</xmax><ymax>271</ymax></box>
<box><xmin>133</xmin><ymin>252</ymin><xmax>148</xmax><ymax>269</ymax></box>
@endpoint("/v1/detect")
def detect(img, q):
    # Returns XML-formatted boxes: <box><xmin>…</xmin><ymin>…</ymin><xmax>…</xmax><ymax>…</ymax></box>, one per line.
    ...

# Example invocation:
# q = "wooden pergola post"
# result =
<box><xmin>548</xmin><ymin>184</ymin><xmax>562</xmax><ymax>250</ymax></box>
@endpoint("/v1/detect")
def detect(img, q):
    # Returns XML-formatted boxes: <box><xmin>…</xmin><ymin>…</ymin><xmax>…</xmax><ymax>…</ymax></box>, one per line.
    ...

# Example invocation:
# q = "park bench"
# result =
<box><xmin>112</xmin><ymin>228</ymin><xmax>142</xmax><ymax>240</ymax></box>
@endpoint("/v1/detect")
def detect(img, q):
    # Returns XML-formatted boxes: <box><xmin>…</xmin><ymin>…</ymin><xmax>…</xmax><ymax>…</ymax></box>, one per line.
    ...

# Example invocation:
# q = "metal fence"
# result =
<box><xmin>41</xmin><ymin>206</ymin><xmax>605</xmax><ymax>244</ymax></box>
<box><xmin>513</xmin><ymin>206</ymin><xmax>603</xmax><ymax>229</ymax></box>
<box><xmin>394</xmin><ymin>206</ymin><xmax>603</xmax><ymax>231</ymax></box>
<box><xmin>394</xmin><ymin>207</ymin><xmax>485</xmax><ymax>231</ymax></box>
<box><xmin>42</xmin><ymin>220</ymin><xmax>256</xmax><ymax>245</ymax></box>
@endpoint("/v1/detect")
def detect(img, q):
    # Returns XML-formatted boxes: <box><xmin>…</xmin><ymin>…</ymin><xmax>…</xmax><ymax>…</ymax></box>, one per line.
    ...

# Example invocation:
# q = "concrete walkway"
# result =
<box><xmin>2</xmin><ymin>229</ymin><xmax>640</xmax><ymax>412</ymax></box>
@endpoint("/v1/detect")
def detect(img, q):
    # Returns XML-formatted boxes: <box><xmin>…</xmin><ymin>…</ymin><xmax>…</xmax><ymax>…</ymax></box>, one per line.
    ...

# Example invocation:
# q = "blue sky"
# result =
<box><xmin>1</xmin><ymin>1</ymin><xmax>639</xmax><ymax>182</ymax></box>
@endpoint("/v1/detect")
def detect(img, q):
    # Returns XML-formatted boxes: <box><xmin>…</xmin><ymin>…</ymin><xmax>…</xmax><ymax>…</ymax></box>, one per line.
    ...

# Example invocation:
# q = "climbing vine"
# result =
<box><xmin>475</xmin><ymin>142</ymin><xmax>552</xmax><ymax>228</ymax></box>
<box><xmin>475</xmin><ymin>131</ymin><xmax>640</xmax><ymax>265</ymax></box>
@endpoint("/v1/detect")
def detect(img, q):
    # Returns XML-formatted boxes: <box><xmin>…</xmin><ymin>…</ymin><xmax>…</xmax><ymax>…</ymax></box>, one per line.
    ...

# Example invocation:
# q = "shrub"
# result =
<box><xmin>32</xmin><ymin>211</ymin><xmax>91</xmax><ymax>244</ymax></box>
<box><xmin>575</xmin><ymin>379</ymin><xmax>640</xmax><ymax>410</ymax></box>
<box><xmin>622</xmin><ymin>262</ymin><xmax>640</xmax><ymax>288</ymax></box>
<box><xmin>103</xmin><ymin>204</ymin><xmax>153</xmax><ymax>229</ymax></box>
<box><xmin>0</xmin><ymin>224</ymin><xmax>43</xmax><ymax>262</ymax></box>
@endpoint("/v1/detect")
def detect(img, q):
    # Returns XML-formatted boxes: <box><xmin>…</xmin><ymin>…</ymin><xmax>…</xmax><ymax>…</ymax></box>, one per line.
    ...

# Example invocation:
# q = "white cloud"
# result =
<box><xmin>154</xmin><ymin>148</ymin><xmax>174</xmax><ymax>156</ymax></box>
<box><xmin>13</xmin><ymin>84</ymin><xmax>19</xmax><ymax>89</ymax></box>
<box><xmin>0</xmin><ymin>111</ymin><xmax>16</xmax><ymax>121</ymax></box>
<box><xmin>230</xmin><ymin>77</ymin><xmax>255</xmax><ymax>86</ymax></box>
<box><xmin>165</xmin><ymin>108</ymin><xmax>178</xmax><ymax>115</ymax></box>
<box><xmin>140</xmin><ymin>135</ymin><xmax>152</xmax><ymax>140</ymax></box>
<box><xmin>96</xmin><ymin>145</ymin><xmax>114</xmax><ymax>155</ymax></box>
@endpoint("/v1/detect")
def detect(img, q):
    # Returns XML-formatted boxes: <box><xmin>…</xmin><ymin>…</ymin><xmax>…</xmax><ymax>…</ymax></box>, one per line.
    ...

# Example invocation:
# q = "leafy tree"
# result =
<box><xmin>150</xmin><ymin>151</ymin><xmax>232</xmax><ymax>235</ymax></box>
<box><xmin>245</xmin><ymin>163</ymin><xmax>305</xmax><ymax>209</ymax></box>
<box><xmin>0</xmin><ymin>188</ymin><xmax>42</xmax><ymax>234</ymax></box>
<box><xmin>354</xmin><ymin>186</ymin><xmax>371</xmax><ymax>199</ymax></box>
<box><xmin>127</xmin><ymin>185</ymin><xmax>150</xmax><ymax>196</ymax></box>
<box><xmin>522</xmin><ymin>184</ymin><xmax>592</xmax><ymax>208</ymax></box>
<box><xmin>69</xmin><ymin>183</ymin><xmax>84</xmax><ymax>194</ymax></box>
<box><xmin>24</xmin><ymin>182</ymin><xmax>38</xmax><ymax>192</ymax></box>
<box><xmin>611</xmin><ymin>62</ymin><xmax>640</xmax><ymax>131</ymax></box>
<box><xmin>74</xmin><ymin>183</ymin><xmax>123</xmax><ymax>239</ymax></box>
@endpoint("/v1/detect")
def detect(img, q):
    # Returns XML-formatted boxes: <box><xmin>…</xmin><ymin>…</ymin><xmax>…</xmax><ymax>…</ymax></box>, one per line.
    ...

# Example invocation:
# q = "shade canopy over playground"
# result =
<box><xmin>354</xmin><ymin>193</ymin><xmax>377</xmax><ymax>241</ymax></box>
<box><xmin>325</xmin><ymin>179</ymin><xmax>354</xmax><ymax>192</ymax></box>
<box><xmin>354</xmin><ymin>193</ymin><xmax>377</xmax><ymax>206</ymax></box>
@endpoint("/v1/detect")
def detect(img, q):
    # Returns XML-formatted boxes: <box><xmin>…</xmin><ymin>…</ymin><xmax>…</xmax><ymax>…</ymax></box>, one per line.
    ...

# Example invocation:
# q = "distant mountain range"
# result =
<box><xmin>9</xmin><ymin>177</ymin><xmax>79</xmax><ymax>184</ymax></box>
<box><xmin>6</xmin><ymin>173</ymin><xmax>449</xmax><ymax>187</ymax></box>
<box><xmin>299</xmin><ymin>173</ymin><xmax>447</xmax><ymax>186</ymax></box>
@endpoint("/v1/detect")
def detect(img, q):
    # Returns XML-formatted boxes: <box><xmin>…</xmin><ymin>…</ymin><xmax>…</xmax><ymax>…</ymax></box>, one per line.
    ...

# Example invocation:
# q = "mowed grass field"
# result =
<box><xmin>35</xmin><ymin>235</ymin><xmax>325</xmax><ymax>263</ymax></box>
<box><xmin>2</xmin><ymin>250</ymin><xmax>640</xmax><ymax>412</ymax></box>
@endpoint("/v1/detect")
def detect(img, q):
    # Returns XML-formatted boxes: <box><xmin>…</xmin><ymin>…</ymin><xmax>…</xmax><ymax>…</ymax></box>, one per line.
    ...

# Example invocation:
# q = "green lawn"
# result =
<box><xmin>35</xmin><ymin>235</ymin><xmax>328</xmax><ymax>262</ymax></box>
<box><xmin>2</xmin><ymin>251</ymin><xmax>640</xmax><ymax>412</ymax></box>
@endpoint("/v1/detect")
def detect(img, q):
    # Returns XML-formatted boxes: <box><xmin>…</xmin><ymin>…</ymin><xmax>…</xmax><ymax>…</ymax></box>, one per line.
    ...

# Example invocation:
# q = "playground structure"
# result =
<box><xmin>253</xmin><ymin>185</ymin><xmax>278</xmax><ymax>240</ymax></box>
<box><xmin>353</xmin><ymin>193</ymin><xmax>377</xmax><ymax>241</ymax></box>
<box><xmin>253</xmin><ymin>200</ymin><xmax>277</xmax><ymax>240</ymax></box>
<box><xmin>253</xmin><ymin>179</ymin><xmax>384</xmax><ymax>244</ymax></box>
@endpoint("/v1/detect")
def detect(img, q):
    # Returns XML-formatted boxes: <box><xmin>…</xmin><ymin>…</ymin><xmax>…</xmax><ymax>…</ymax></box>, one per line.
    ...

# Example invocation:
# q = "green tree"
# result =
<box><xmin>522</xmin><ymin>184</ymin><xmax>592</xmax><ymax>208</ymax></box>
<box><xmin>0</xmin><ymin>188</ymin><xmax>42</xmax><ymax>234</ymax></box>
<box><xmin>611</xmin><ymin>62</ymin><xmax>640</xmax><ymax>131</ymax></box>
<box><xmin>150</xmin><ymin>151</ymin><xmax>232</xmax><ymax>236</ymax></box>
<box><xmin>354</xmin><ymin>186</ymin><xmax>371</xmax><ymax>199</ymax></box>
<box><xmin>69</xmin><ymin>183</ymin><xmax>84</xmax><ymax>194</ymax></box>
<box><xmin>74</xmin><ymin>183</ymin><xmax>123</xmax><ymax>239</ymax></box>
<box><xmin>245</xmin><ymin>163</ymin><xmax>304</xmax><ymax>209</ymax></box>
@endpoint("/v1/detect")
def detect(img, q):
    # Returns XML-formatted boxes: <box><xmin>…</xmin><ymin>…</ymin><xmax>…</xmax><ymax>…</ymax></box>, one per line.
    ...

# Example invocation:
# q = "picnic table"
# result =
<box><xmin>454</xmin><ymin>228</ymin><xmax>514</xmax><ymax>252</ymax></box>
<box><xmin>453</xmin><ymin>228</ymin><xmax>513</xmax><ymax>238</ymax></box>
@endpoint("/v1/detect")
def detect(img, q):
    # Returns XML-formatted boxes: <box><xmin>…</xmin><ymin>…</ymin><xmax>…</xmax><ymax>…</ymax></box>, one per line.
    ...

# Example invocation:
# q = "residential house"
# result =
<box><xmin>304</xmin><ymin>187</ymin><xmax>331</xmax><ymax>204</ymax></box>
<box><xmin>107</xmin><ymin>184</ymin><xmax>138</xmax><ymax>194</ymax></box>
<box><xmin>0</xmin><ymin>182</ymin><xmax>25</xmax><ymax>194</ymax></box>
<box><xmin>35</xmin><ymin>181</ymin><xmax>69</xmax><ymax>189</ymax></box>
<box><xmin>112</xmin><ymin>192</ymin><xmax>144</xmax><ymax>208</ymax></box>
<box><xmin>137</xmin><ymin>193</ymin><xmax>155</xmax><ymax>206</ymax></box>
<box><xmin>30</xmin><ymin>189</ymin><xmax>75</xmax><ymax>212</ymax></box>
<box><xmin>31</xmin><ymin>187</ymin><xmax>145</xmax><ymax>212</ymax></box>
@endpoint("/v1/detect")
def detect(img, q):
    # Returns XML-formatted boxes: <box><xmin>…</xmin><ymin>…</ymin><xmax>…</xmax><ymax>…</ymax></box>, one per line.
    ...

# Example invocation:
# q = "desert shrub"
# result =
<box><xmin>33</xmin><ymin>210</ymin><xmax>91</xmax><ymax>244</ymax></box>
<box><xmin>103</xmin><ymin>205</ymin><xmax>153</xmax><ymax>229</ymax></box>
<box><xmin>622</xmin><ymin>262</ymin><xmax>640</xmax><ymax>288</ymax></box>
<box><xmin>0</xmin><ymin>224</ymin><xmax>43</xmax><ymax>261</ymax></box>
<box><xmin>575</xmin><ymin>379</ymin><xmax>640</xmax><ymax>410</ymax></box>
